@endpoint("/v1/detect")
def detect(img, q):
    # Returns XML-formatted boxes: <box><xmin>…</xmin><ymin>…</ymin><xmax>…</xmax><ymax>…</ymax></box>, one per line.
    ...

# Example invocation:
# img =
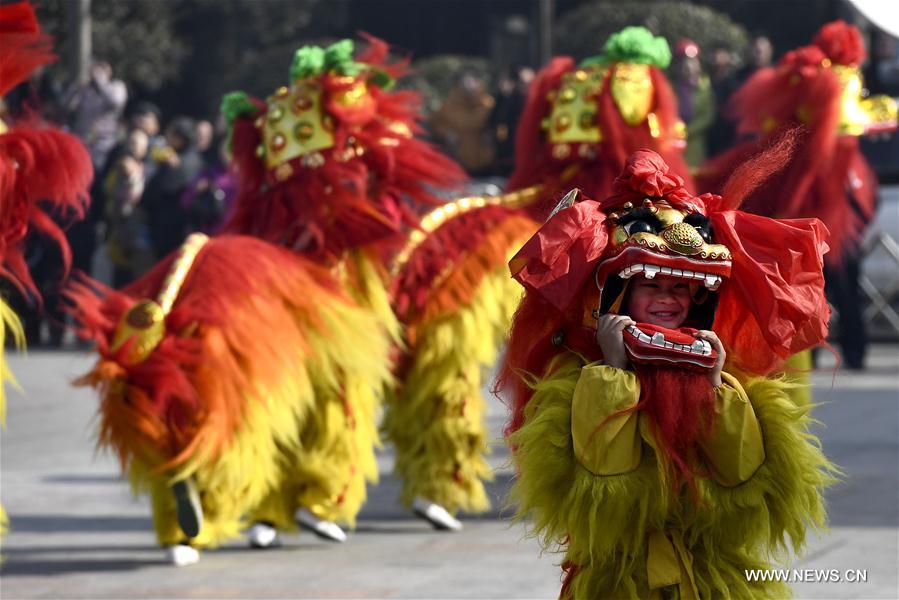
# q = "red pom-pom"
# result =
<box><xmin>612</xmin><ymin>149</ymin><xmax>685</xmax><ymax>196</ymax></box>
<box><xmin>779</xmin><ymin>45</ymin><xmax>828</xmax><ymax>71</ymax></box>
<box><xmin>604</xmin><ymin>149</ymin><xmax>695</xmax><ymax>209</ymax></box>
<box><xmin>812</xmin><ymin>20</ymin><xmax>865</xmax><ymax>66</ymax></box>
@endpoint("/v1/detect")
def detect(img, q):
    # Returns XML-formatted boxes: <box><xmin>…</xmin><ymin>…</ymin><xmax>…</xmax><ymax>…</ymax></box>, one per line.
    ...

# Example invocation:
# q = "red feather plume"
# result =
<box><xmin>0</xmin><ymin>1</ymin><xmax>55</xmax><ymax>97</ymax></box>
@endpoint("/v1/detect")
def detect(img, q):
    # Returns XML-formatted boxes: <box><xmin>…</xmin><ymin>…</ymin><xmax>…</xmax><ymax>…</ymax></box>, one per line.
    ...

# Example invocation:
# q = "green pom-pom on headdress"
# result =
<box><xmin>289</xmin><ymin>39</ymin><xmax>394</xmax><ymax>88</ymax></box>
<box><xmin>220</xmin><ymin>91</ymin><xmax>257</xmax><ymax>151</ymax></box>
<box><xmin>581</xmin><ymin>26</ymin><xmax>672</xmax><ymax>69</ymax></box>
<box><xmin>323</xmin><ymin>39</ymin><xmax>363</xmax><ymax>76</ymax></box>
<box><xmin>220</xmin><ymin>91</ymin><xmax>256</xmax><ymax>126</ymax></box>
<box><xmin>291</xmin><ymin>39</ymin><xmax>363</xmax><ymax>81</ymax></box>
<box><xmin>291</xmin><ymin>45</ymin><xmax>326</xmax><ymax>80</ymax></box>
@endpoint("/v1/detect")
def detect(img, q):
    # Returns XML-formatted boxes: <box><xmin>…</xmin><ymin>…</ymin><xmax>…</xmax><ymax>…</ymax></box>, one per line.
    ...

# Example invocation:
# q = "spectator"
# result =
<box><xmin>93</xmin><ymin>102</ymin><xmax>163</xmax><ymax>214</ymax></box>
<box><xmin>671</xmin><ymin>39</ymin><xmax>715</xmax><ymax>167</ymax></box>
<box><xmin>62</xmin><ymin>60</ymin><xmax>127</xmax><ymax>169</ymax></box>
<box><xmin>129</xmin><ymin>101</ymin><xmax>166</xmax><ymax>180</ymax></box>
<box><xmin>490</xmin><ymin>65</ymin><xmax>534</xmax><ymax>176</ymax></box>
<box><xmin>195</xmin><ymin>119</ymin><xmax>215</xmax><ymax>158</ymax></box>
<box><xmin>430</xmin><ymin>72</ymin><xmax>496</xmax><ymax>175</ymax></box>
<box><xmin>734</xmin><ymin>35</ymin><xmax>774</xmax><ymax>86</ymax></box>
<box><xmin>104</xmin><ymin>129</ymin><xmax>154</xmax><ymax>287</ymax></box>
<box><xmin>708</xmin><ymin>45</ymin><xmax>739</xmax><ymax>155</ymax></box>
<box><xmin>181</xmin><ymin>133</ymin><xmax>236</xmax><ymax>235</ymax></box>
<box><xmin>143</xmin><ymin>116</ymin><xmax>203</xmax><ymax>259</ymax></box>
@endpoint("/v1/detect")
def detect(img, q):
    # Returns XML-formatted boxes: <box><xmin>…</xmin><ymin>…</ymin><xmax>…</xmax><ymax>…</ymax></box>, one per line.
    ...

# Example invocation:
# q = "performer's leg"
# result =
<box><xmin>385</xmin><ymin>268</ymin><xmax>522</xmax><ymax>525</ymax></box>
<box><xmin>148</xmin><ymin>478</ymin><xmax>200</xmax><ymax>566</ymax></box>
<box><xmin>825</xmin><ymin>250</ymin><xmax>868</xmax><ymax>369</ymax></box>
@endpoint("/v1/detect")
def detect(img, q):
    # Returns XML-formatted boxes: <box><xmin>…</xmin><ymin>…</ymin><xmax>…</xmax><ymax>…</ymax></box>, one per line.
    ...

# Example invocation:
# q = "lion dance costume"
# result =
<box><xmin>699</xmin><ymin>20</ymin><xmax>897</xmax><ymax>369</ymax></box>
<box><xmin>499</xmin><ymin>148</ymin><xmax>837</xmax><ymax>598</ymax></box>
<box><xmin>508</xmin><ymin>26</ymin><xmax>690</xmax><ymax>210</ymax></box>
<box><xmin>69</xmin><ymin>233</ymin><xmax>394</xmax><ymax>563</ymax></box>
<box><xmin>386</xmin><ymin>25</ymin><xmax>700</xmax><ymax>522</ymax></box>
<box><xmin>69</xmin><ymin>35</ymin><xmax>477</xmax><ymax>565</ymax></box>
<box><xmin>1</xmin><ymin>0</ymin><xmax>92</xmax><ymax>537</ymax></box>
<box><xmin>219</xmin><ymin>36</ymin><xmax>526</xmax><ymax>531</ymax></box>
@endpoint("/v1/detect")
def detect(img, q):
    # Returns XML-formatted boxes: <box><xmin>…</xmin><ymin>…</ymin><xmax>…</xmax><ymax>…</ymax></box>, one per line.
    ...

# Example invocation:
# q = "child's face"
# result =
<box><xmin>624</xmin><ymin>275</ymin><xmax>692</xmax><ymax>328</ymax></box>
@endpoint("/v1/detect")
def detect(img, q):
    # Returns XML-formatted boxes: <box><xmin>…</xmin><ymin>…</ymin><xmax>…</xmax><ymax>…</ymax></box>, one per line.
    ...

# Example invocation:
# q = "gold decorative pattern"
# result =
<box><xmin>610</xmin><ymin>63</ymin><xmax>653</xmax><ymax>126</ymax></box>
<box><xmin>646</xmin><ymin>112</ymin><xmax>661</xmax><ymax>138</ymax></box>
<box><xmin>662</xmin><ymin>222</ymin><xmax>704</xmax><ymax>255</ymax></box>
<box><xmin>390</xmin><ymin>185</ymin><xmax>543</xmax><ymax>274</ymax></box>
<box><xmin>110</xmin><ymin>233</ymin><xmax>210</xmax><ymax>365</ymax></box>
<box><xmin>544</xmin><ymin>65</ymin><xmax>605</xmax><ymax>144</ymax></box>
<box><xmin>832</xmin><ymin>65</ymin><xmax>871</xmax><ymax>135</ymax></box>
<box><xmin>860</xmin><ymin>95</ymin><xmax>898</xmax><ymax>132</ymax></box>
<box><xmin>109</xmin><ymin>300</ymin><xmax>165</xmax><ymax>365</ymax></box>
<box><xmin>608</xmin><ymin>204</ymin><xmax>731</xmax><ymax>260</ymax></box>
<box><xmin>260</xmin><ymin>80</ymin><xmax>336</xmax><ymax>169</ymax></box>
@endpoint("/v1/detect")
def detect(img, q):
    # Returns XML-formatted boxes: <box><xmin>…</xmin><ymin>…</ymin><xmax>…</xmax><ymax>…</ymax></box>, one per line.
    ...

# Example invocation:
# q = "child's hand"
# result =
<box><xmin>596</xmin><ymin>314</ymin><xmax>635</xmax><ymax>370</ymax></box>
<box><xmin>694</xmin><ymin>330</ymin><xmax>726</xmax><ymax>387</ymax></box>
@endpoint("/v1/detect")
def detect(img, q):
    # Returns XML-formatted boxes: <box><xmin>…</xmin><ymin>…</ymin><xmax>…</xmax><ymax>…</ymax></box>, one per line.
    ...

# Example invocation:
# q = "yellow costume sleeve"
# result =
<box><xmin>700</xmin><ymin>372</ymin><xmax>765</xmax><ymax>487</ymax></box>
<box><xmin>571</xmin><ymin>363</ymin><xmax>642</xmax><ymax>475</ymax></box>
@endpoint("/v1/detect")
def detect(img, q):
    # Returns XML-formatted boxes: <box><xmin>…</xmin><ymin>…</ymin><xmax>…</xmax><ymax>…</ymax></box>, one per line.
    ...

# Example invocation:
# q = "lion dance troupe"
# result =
<box><xmin>3</xmin><ymin>2</ymin><xmax>898</xmax><ymax>597</ymax></box>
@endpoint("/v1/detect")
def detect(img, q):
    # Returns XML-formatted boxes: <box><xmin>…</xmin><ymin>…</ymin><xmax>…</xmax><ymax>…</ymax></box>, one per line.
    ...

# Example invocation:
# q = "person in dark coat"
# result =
<box><xmin>143</xmin><ymin>116</ymin><xmax>203</xmax><ymax>259</ymax></box>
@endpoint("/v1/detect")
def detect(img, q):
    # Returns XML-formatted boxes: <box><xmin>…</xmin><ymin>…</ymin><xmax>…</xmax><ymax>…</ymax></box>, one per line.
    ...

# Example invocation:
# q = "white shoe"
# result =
<box><xmin>247</xmin><ymin>522</ymin><xmax>281</xmax><ymax>548</ymax></box>
<box><xmin>412</xmin><ymin>497</ymin><xmax>463</xmax><ymax>531</ymax></box>
<box><xmin>296</xmin><ymin>508</ymin><xmax>347</xmax><ymax>543</ymax></box>
<box><xmin>165</xmin><ymin>544</ymin><xmax>200</xmax><ymax>567</ymax></box>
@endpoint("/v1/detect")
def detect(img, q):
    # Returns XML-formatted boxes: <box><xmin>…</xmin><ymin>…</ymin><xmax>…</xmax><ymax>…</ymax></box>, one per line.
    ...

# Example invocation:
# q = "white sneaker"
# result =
<box><xmin>247</xmin><ymin>522</ymin><xmax>281</xmax><ymax>548</ymax></box>
<box><xmin>165</xmin><ymin>544</ymin><xmax>200</xmax><ymax>567</ymax></box>
<box><xmin>296</xmin><ymin>508</ymin><xmax>347</xmax><ymax>543</ymax></box>
<box><xmin>412</xmin><ymin>497</ymin><xmax>463</xmax><ymax>531</ymax></box>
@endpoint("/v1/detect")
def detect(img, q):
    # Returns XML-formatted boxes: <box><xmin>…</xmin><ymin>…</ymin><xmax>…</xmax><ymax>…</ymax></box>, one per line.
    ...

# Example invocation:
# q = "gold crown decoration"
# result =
<box><xmin>786</xmin><ymin>63</ymin><xmax>898</xmax><ymax>136</ymax></box>
<box><xmin>860</xmin><ymin>94</ymin><xmax>898</xmax><ymax>132</ymax></box>
<box><xmin>543</xmin><ymin>65</ymin><xmax>606</xmax><ymax>145</ymax></box>
<box><xmin>610</xmin><ymin>62</ymin><xmax>654</xmax><ymax>127</ymax></box>
<box><xmin>225</xmin><ymin>39</ymin><xmax>396</xmax><ymax>182</ymax></box>
<box><xmin>832</xmin><ymin>64</ymin><xmax>874</xmax><ymax>136</ymax></box>
<box><xmin>256</xmin><ymin>81</ymin><xmax>338</xmax><ymax>171</ymax></box>
<box><xmin>829</xmin><ymin>64</ymin><xmax>898</xmax><ymax>135</ymax></box>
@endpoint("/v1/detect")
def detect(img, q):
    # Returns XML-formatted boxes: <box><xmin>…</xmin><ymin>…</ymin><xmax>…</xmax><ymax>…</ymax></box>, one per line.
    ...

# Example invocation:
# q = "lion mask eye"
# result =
<box><xmin>618</xmin><ymin>208</ymin><xmax>663</xmax><ymax>236</ymax></box>
<box><xmin>683</xmin><ymin>213</ymin><xmax>713</xmax><ymax>243</ymax></box>
<box><xmin>624</xmin><ymin>220</ymin><xmax>657</xmax><ymax>235</ymax></box>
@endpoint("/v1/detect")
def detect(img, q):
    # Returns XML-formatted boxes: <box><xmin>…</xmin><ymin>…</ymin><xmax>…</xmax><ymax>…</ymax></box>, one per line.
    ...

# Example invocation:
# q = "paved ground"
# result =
<box><xmin>1</xmin><ymin>346</ymin><xmax>897</xmax><ymax>599</ymax></box>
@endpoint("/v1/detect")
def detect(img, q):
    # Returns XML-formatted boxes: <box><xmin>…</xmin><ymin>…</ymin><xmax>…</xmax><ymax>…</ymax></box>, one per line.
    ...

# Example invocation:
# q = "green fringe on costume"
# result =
<box><xmin>1</xmin><ymin>297</ymin><xmax>25</xmax><ymax>550</ymax></box>
<box><xmin>510</xmin><ymin>354</ymin><xmax>838</xmax><ymax>599</ymax></box>
<box><xmin>384</xmin><ymin>265</ymin><xmax>524</xmax><ymax>514</ymax></box>
<box><xmin>781</xmin><ymin>350</ymin><xmax>813</xmax><ymax>407</ymax></box>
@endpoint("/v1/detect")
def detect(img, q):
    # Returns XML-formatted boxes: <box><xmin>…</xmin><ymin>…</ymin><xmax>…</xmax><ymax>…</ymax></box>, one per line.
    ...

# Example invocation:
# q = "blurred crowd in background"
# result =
<box><xmin>3</xmin><ymin>61</ymin><xmax>234</xmax><ymax>346</ymax></box>
<box><xmin>1</xmin><ymin>0</ymin><xmax>898</xmax><ymax>348</ymax></box>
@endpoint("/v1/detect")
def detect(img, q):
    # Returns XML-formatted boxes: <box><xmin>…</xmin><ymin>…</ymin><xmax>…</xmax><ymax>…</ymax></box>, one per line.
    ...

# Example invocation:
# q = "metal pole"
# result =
<box><xmin>537</xmin><ymin>0</ymin><xmax>553</xmax><ymax>66</ymax></box>
<box><xmin>67</xmin><ymin>0</ymin><xmax>91</xmax><ymax>85</ymax></box>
